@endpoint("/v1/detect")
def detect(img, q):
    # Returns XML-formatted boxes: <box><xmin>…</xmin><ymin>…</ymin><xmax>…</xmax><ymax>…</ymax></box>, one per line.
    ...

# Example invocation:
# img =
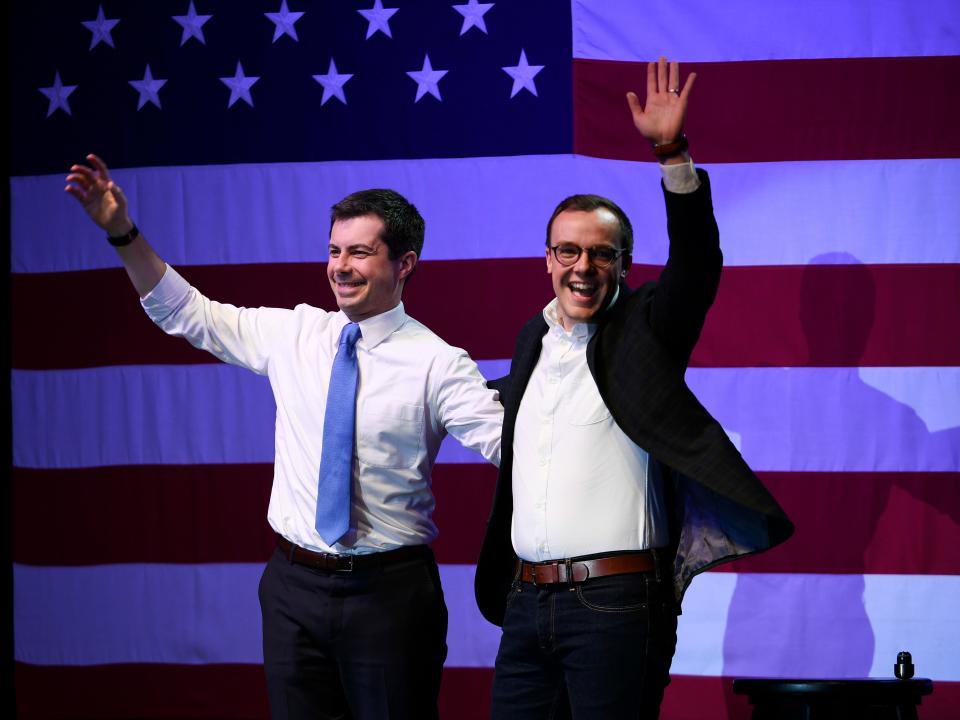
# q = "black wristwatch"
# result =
<box><xmin>107</xmin><ymin>223</ymin><xmax>140</xmax><ymax>247</ymax></box>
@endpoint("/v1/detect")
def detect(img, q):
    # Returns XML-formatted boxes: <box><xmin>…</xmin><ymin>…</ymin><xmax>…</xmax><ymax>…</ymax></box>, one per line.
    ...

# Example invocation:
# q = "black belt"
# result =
<box><xmin>517</xmin><ymin>550</ymin><xmax>658</xmax><ymax>586</ymax></box>
<box><xmin>277</xmin><ymin>535</ymin><xmax>430</xmax><ymax>573</ymax></box>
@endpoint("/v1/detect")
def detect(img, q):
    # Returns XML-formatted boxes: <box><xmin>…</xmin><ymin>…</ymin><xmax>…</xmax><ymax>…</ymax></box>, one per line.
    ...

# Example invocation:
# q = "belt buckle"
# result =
<box><xmin>334</xmin><ymin>554</ymin><xmax>355</xmax><ymax>573</ymax></box>
<box><xmin>528</xmin><ymin>562</ymin><xmax>538</xmax><ymax>587</ymax></box>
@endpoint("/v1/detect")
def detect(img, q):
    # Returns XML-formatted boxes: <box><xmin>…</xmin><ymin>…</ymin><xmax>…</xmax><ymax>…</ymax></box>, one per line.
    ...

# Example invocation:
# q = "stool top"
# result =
<box><xmin>733</xmin><ymin>678</ymin><xmax>933</xmax><ymax>700</ymax></box>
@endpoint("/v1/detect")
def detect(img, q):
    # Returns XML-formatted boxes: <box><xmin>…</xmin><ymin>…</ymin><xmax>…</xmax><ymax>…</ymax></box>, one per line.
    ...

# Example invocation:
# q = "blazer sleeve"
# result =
<box><xmin>646</xmin><ymin>168</ymin><xmax>722</xmax><ymax>368</ymax></box>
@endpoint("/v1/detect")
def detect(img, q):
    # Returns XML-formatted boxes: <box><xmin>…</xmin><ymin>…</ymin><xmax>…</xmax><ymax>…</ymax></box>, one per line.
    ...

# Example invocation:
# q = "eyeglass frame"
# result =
<box><xmin>548</xmin><ymin>243</ymin><xmax>628</xmax><ymax>269</ymax></box>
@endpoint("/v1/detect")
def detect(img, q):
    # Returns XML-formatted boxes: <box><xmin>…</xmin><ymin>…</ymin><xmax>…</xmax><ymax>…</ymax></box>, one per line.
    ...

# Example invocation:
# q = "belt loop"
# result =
<box><xmin>564</xmin><ymin>557</ymin><xmax>573</xmax><ymax>586</ymax></box>
<box><xmin>652</xmin><ymin>549</ymin><xmax>662</xmax><ymax>583</ymax></box>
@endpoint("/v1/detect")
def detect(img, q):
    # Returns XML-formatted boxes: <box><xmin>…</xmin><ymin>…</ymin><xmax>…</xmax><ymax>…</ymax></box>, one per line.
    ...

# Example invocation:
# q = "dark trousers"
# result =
<box><xmin>258</xmin><ymin>546</ymin><xmax>448</xmax><ymax>720</ymax></box>
<box><xmin>491</xmin><ymin>570</ymin><xmax>678</xmax><ymax>720</ymax></box>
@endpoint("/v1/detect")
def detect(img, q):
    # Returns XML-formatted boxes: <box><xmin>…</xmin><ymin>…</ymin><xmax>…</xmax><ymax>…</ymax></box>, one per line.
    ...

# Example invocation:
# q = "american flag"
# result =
<box><xmin>10</xmin><ymin>1</ymin><xmax>960</xmax><ymax>718</ymax></box>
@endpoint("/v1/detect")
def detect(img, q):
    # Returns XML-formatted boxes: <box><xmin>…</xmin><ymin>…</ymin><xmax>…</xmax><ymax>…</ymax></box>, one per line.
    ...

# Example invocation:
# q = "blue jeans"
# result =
<box><xmin>491</xmin><ymin>569</ymin><xmax>679</xmax><ymax>719</ymax></box>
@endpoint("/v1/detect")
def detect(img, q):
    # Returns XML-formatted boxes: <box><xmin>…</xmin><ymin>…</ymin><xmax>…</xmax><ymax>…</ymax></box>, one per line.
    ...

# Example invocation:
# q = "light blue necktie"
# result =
<box><xmin>316</xmin><ymin>322</ymin><xmax>361</xmax><ymax>545</ymax></box>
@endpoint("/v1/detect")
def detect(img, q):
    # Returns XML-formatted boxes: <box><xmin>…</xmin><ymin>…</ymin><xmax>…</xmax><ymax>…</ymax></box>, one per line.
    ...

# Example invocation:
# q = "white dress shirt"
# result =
<box><xmin>142</xmin><ymin>266</ymin><xmax>503</xmax><ymax>554</ymax></box>
<box><xmin>511</xmin><ymin>159</ymin><xmax>699</xmax><ymax>561</ymax></box>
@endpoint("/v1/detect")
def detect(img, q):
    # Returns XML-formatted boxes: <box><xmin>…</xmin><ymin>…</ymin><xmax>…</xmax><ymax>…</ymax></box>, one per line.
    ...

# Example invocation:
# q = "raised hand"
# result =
<box><xmin>626</xmin><ymin>57</ymin><xmax>696</xmax><ymax>146</ymax></box>
<box><xmin>65</xmin><ymin>154</ymin><xmax>133</xmax><ymax>236</ymax></box>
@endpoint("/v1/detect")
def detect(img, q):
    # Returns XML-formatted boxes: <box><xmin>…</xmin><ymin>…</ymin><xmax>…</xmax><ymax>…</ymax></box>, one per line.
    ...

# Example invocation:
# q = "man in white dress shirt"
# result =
<box><xmin>66</xmin><ymin>156</ymin><xmax>504</xmax><ymax>720</ymax></box>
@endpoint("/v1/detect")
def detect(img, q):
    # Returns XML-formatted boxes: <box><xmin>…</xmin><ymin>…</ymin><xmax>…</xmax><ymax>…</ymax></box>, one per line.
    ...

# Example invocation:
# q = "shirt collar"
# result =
<box><xmin>334</xmin><ymin>302</ymin><xmax>407</xmax><ymax>350</ymax></box>
<box><xmin>542</xmin><ymin>285</ymin><xmax>621</xmax><ymax>340</ymax></box>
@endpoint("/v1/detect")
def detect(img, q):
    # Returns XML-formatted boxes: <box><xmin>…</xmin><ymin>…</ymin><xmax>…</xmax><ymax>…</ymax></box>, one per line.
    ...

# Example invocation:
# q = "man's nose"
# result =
<box><xmin>573</xmin><ymin>248</ymin><xmax>594</xmax><ymax>272</ymax></box>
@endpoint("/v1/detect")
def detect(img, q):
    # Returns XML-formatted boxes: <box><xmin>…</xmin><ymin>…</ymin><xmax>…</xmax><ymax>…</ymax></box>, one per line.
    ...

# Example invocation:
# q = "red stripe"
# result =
<box><xmin>15</xmin><ymin>663</ymin><xmax>270</xmax><ymax>720</ymax></box>
<box><xmin>14</xmin><ymin>664</ymin><xmax>959</xmax><ymax>720</ymax></box>
<box><xmin>574</xmin><ymin>56</ymin><xmax>960</xmax><ymax>163</ymax></box>
<box><xmin>14</xmin><ymin>467</ymin><xmax>960</xmax><ymax>573</ymax></box>
<box><xmin>12</xmin><ymin>262</ymin><xmax>960</xmax><ymax>369</ymax></box>
<box><xmin>12</xmin><ymin>464</ymin><xmax>496</xmax><ymax>566</ymax></box>
<box><xmin>715</xmin><ymin>472</ymin><xmax>960</xmax><ymax>575</ymax></box>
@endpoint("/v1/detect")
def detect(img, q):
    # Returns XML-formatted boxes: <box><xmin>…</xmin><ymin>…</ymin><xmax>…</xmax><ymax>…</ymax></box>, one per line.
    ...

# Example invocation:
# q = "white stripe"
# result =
<box><xmin>14</xmin><ymin>563</ymin><xmax>960</xmax><ymax>680</ymax></box>
<box><xmin>573</xmin><ymin>0</ymin><xmax>960</xmax><ymax>62</ymax></box>
<box><xmin>13</xmin><ymin>365</ymin><xmax>960</xmax><ymax>472</ymax></box>
<box><xmin>13</xmin><ymin>157</ymin><xmax>960</xmax><ymax>272</ymax></box>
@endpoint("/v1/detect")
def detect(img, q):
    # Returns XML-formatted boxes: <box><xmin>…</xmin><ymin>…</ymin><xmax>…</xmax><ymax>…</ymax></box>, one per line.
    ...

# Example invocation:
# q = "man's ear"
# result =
<box><xmin>621</xmin><ymin>253</ymin><xmax>632</xmax><ymax>276</ymax></box>
<box><xmin>398</xmin><ymin>251</ymin><xmax>418</xmax><ymax>280</ymax></box>
<box><xmin>545</xmin><ymin>246</ymin><xmax>553</xmax><ymax>273</ymax></box>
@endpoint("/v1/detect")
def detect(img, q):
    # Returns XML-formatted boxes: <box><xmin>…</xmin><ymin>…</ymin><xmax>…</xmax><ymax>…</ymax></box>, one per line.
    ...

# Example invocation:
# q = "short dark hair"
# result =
<box><xmin>330</xmin><ymin>188</ymin><xmax>425</xmax><ymax>260</ymax></box>
<box><xmin>545</xmin><ymin>194</ymin><xmax>634</xmax><ymax>261</ymax></box>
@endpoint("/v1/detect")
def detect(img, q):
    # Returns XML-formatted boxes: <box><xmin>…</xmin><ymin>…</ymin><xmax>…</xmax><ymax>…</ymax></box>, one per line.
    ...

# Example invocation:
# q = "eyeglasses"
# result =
<box><xmin>549</xmin><ymin>244</ymin><xmax>626</xmax><ymax>269</ymax></box>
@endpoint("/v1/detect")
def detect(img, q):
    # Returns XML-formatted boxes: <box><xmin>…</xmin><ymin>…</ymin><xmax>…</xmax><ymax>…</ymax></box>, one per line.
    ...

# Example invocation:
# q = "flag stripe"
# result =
<box><xmin>13</xmin><ymin>157</ymin><xmax>960</xmax><ymax>273</ymax></box>
<box><xmin>13</xmin><ymin>466</ymin><xmax>960</xmax><ymax>574</ymax></box>
<box><xmin>572</xmin><ymin>0</ymin><xmax>960</xmax><ymax>62</ymax></box>
<box><xmin>14</xmin><ymin>365</ymin><xmax>960</xmax><ymax>472</ymax></box>
<box><xmin>15</xmin><ymin>565</ymin><xmax>960</xmax><ymax>680</ymax></box>
<box><xmin>574</xmin><ymin>56</ymin><xmax>960</xmax><ymax>163</ymax></box>
<box><xmin>12</xmin><ymin>664</ymin><xmax>960</xmax><ymax>720</ymax></box>
<box><xmin>13</xmin><ymin>262</ymin><xmax>960</xmax><ymax>369</ymax></box>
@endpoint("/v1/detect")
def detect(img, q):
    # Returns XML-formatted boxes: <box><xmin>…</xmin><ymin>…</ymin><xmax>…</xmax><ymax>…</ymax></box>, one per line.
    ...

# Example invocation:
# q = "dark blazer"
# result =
<box><xmin>475</xmin><ymin>170</ymin><xmax>794</xmax><ymax>627</ymax></box>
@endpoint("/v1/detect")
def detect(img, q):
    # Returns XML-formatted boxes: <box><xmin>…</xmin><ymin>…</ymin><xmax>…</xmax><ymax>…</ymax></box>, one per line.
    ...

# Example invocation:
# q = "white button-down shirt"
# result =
<box><xmin>510</xmin><ymin>159</ymin><xmax>700</xmax><ymax>561</ymax></box>
<box><xmin>142</xmin><ymin>266</ymin><xmax>503</xmax><ymax>554</ymax></box>
<box><xmin>511</xmin><ymin>297</ymin><xmax>668</xmax><ymax>561</ymax></box>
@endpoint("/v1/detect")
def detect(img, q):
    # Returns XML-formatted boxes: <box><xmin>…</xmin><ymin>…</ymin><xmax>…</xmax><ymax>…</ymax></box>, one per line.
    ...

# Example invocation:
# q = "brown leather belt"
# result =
<box><xmin>277</xmin><ymin>535</ymin><xmax>430</xmax><ymax>573</ymax></box>
<box><xmin>518</xmin><ymin>551</ymin><xmax>657</xmax><ymax>586</ymax></box>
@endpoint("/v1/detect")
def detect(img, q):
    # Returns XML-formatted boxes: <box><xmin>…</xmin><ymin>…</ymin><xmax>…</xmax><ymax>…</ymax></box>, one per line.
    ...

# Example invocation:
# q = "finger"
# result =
<box><xmin>65</xmin><ymin>173</ymin><xmax>94</xmax><ymax>193</ymax></box>
<box><xmin>626</xmin><ymin>91</ymin><xmax>643</xmax><ymax>117</ymax></box>
<box><xmin>646</xmin><ymin>61</ymin><xmax>656</xmax><ymax>100</ymax></box>
<box><xmin>68</xmin><ymin>165</ymin><xmax>98</xmax><ymax>184</ymax></box>
<box><xmin>669</xmin><ymin>61</ymin><xmax>680</xmax><ymax>94</ymax></box>
<box><xmin>87</xmin><ymin>153</ymin><xmax>111</xmax><ymax>181</ymax></box>
<box><xmin>657</xmin><ymin>56</ymin><xmax>668</xmax><ymax>93</ymax></box>
<box><xmin>679</xmin><ymin>71</ymin><xmax>697</xmax><ymax>103</ymax></box>
<box><xmin>64</xmin><ymin>185</ymin><xmax>88</xmax><ymax>202</ymax></box>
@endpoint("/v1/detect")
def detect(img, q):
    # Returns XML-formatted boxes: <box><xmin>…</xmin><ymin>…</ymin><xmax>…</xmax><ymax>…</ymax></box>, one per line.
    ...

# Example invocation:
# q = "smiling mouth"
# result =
<box><xmin>335</xmin><ymin>280</ymin><xmax>365</xmax><ymax>290</ymax></box>
<box><xmin>568</xmin><ymin>281</ymin><xmax>598</xmax><ymax>300</ymax></box>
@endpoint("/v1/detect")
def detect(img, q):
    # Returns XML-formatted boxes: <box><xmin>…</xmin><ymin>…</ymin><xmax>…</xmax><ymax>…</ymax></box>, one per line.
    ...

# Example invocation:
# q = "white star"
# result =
<box><xmin>172</xmin><ymin>1</ymin><xmax>212</xmax><ymax>46</ymax></box>
<box><xmin>220</xmin><ymin>61</ymin><xmax>260</xmax><ymax>108</ymax></box>
<box><xmin>313</xmin><ymin>59</ymin><xmax>353</xmax><ymax>106</ymax></box>
<box><xmin>452</xmin><ymin>0</ymin><xmax>494</xmax><ymax>36</ymax></box>
<box><xmin>358</xmin><ymin>0</ymin><xmax>398</xmax><ymax>40</ymax></box>
<box><xmin>406</xmin><ymin>54</ymin><xmax>448</xmax><ymax>103</ymax></box>
<box><xmin>129</xmin><ymin>65</ymin><xmax>167</xmax><ymax>110</ymax></box>
<box><xmin>81</xmin><ymin>4</ymin><xmax>120</xmax><ymax>50</ymax></box>
<box><xmin>38</xmin><ymin>71</ymin><xmax>77</xmax><ymax>117</ymax></box>
<box><xmin>265</xmin><ymin>0</ymin><xmax>304</xmax><ymax>43</ymax></box>
<box><xmin>502</xmin><ymin>49</ymin><xmax>544</xmax><ymax>98</ymax></box>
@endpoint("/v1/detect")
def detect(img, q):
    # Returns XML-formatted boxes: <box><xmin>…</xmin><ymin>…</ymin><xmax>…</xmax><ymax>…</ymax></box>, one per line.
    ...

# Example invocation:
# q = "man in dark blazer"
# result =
<box><xmin>475</xmin><ymin>58</ymin><xmax>794</xmax><ymax>718</ymax></box>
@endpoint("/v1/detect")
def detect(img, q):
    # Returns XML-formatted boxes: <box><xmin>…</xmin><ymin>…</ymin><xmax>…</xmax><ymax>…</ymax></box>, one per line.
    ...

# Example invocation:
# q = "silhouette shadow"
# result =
<box><xmin>718</xmin><ymin>252</ymin><xmax>960</xmax><ymax>719</ymax></box>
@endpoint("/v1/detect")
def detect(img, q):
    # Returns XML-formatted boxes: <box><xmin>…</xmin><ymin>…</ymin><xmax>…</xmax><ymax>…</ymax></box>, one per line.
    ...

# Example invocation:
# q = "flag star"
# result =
<box><xmin>129</xmin><ymin>65</ymin><xmax>167</xmax><ymax>110</ymax></box>
<box><xmin>173</xmin><ymin>1</ymin><xmax>212</xmax><ymax>46</ymax></box>
<box><xmin>38</xmin><ymin>71</ymin><xmax>77</xmax><ymax>117</ymax></box>
<box><xmin>265</xmin><ymin>0</ymin><xmax>304</xmax><ymax>43</ymax></box>
<box><xmin>452</xmin><ymin>0</ymin><xmax>494</xmax><ymax>36</ymax></box>
<box><xmin>313</xmin><ymin>59</ymin><xmax>353</xmax><ymax>106</ymax></box>
<box><xmin>358</xmin><ymin>0</ymin><xmax>398</xmax><ymax>40</ymax></box>
<box><xmin>502</xmin><ymin>49</ymin><xmax>544</xmax><ymax>98</ymax></box>
<box><xmin>81</xmin><ymin>4</ymin><xmax>120</xmax><ymax>50</ymax></box>
<box><xmin>406</xmin><ymin>54</ymin><xmax>448</xmax><ymax>102</ymax></box>
<box><xmin>220</xmin><ymin>61</ymin><xmax>260</xmax><ymax>108</ymax></box>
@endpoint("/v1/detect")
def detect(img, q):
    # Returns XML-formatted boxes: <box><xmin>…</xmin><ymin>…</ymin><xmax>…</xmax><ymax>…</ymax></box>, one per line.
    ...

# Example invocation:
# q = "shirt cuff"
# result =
<box><xmin>140</xmin><ymin>264</ymin><xmax>190</xmax><ymax>319</ymax></box>
<box><xmin>660</xmin><ymin>156</ymin><xmax>700</xmax><ymax>194</ymax></box>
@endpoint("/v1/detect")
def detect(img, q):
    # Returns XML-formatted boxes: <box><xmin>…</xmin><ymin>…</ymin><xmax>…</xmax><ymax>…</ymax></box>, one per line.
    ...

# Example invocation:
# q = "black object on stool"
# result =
<box><xmin>733</xmin><ymin>651</ymin><xmax>933</xmax><ymax>719</ymax></box>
